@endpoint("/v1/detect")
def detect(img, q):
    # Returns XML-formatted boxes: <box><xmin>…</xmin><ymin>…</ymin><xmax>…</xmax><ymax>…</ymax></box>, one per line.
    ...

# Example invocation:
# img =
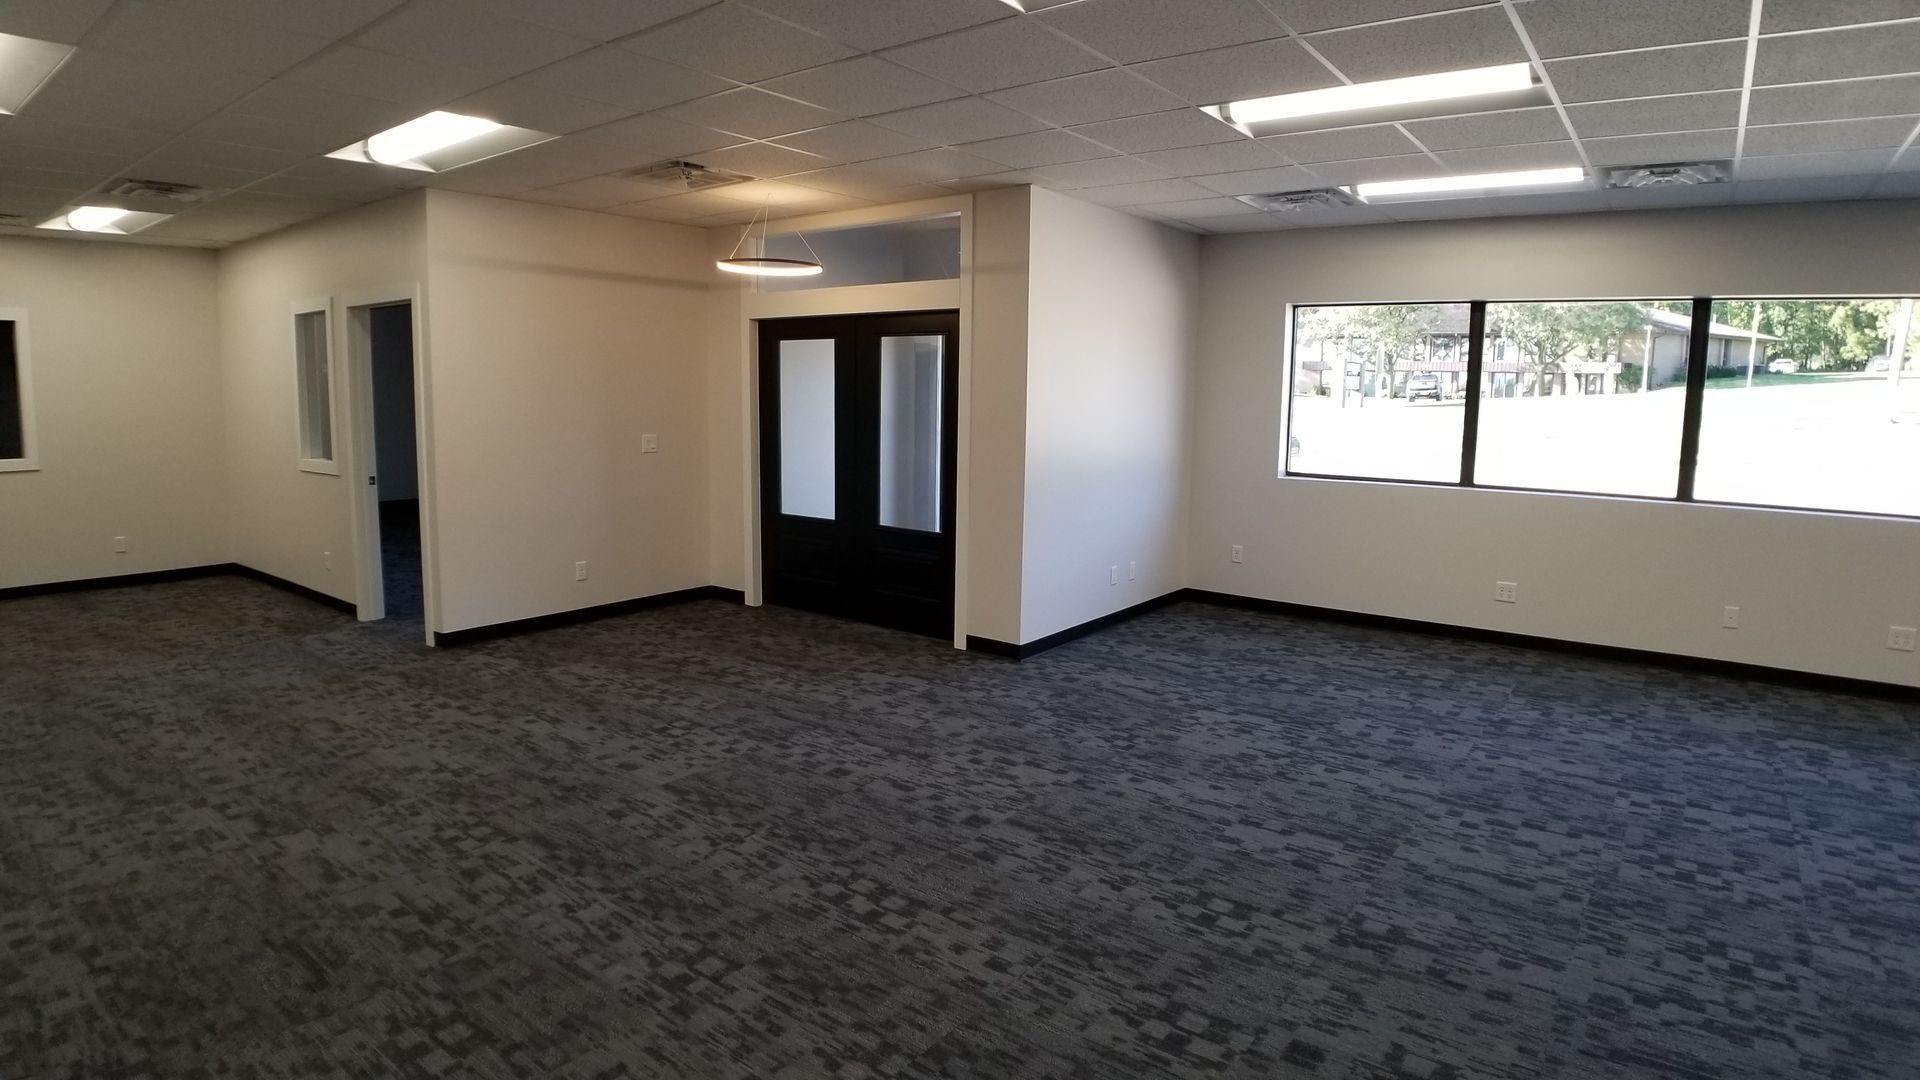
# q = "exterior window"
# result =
<box><xmin>1475</xmin><ymin>301</ymin><xmax>1690</xmax><ymax>498</ymax></box>
<box><xmin>0</xmin><ymin>311</ymin><xmax>34</xmax><ymax>472</ymax></box>
<box><xmin>1694</xmin><ymin>298</ymin><xmax>1918</xmax><ymax>517</ymax></box>
<box><xmin>1286</xmin><ymin>303</ymin><xmax>1470</xmax><ymax>483</ymax></box>
<box><xmin>295</xmin><ymin>307</ymin><xmax>335</xmax><ymax>471</ymax></box>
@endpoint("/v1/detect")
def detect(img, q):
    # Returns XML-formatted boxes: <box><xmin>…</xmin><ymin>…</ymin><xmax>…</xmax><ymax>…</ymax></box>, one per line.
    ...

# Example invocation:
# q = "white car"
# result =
<box><xmin>1767</xmin><ymin>358</ymin><xmax>1797</xmax><ymax>374</ymax></box>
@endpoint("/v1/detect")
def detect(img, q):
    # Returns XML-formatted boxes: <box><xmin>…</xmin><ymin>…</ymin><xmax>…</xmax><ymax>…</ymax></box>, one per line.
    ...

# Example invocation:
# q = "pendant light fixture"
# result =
<box><xmin>716</xmin><ymin>201</ymin><xmax>824</xmax><ymax>277</ymax></box>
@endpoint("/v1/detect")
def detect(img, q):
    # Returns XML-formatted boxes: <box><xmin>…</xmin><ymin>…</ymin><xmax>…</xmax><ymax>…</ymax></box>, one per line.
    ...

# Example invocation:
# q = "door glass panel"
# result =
<box><xmin>878</xmin><ymin>334</ymin><xmax>944</xmax><ymax>532</ymax></box>
<box><xmin>779</xmin><ymin>338</ymin><xmax>836</xmax><ymax>519</ymax></box>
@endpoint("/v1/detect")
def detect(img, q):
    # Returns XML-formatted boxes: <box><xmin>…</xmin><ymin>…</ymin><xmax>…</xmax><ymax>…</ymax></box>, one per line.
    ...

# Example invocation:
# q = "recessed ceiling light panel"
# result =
<box><xmin>36</xmin><ymin>205</ymin><xmax>174</xmax><ymax>234</ymax></box>
<box><xmin>0</xmin><ymin>31</ymin><xmax>77</xmax><ymax>115</ymax></box>
<box><xmin>1204</xmin><ymin>63</ymin><xmax>1548</xmax><ymax>137</ymax></box>
<box><xmin>329</xmin><ymin>110</ymin><xmax>557</xmax><ymax>172</ymax></box>
<box><xmin>1347</xmin><ymin>167</ymin><xmax>1588</xmax><ymax>204</ymax></box>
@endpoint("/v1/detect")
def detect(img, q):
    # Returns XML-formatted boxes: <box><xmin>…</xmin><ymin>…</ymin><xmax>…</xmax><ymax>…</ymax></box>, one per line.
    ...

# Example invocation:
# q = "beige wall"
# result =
<box><xmin>1020</xmin><ymin>188</ymin><xmax>1198</xmax><ymax>642</ymax></box>
<box><xmin>0</xmin><ymin>237</ymin><xmax>226</xmax><ymax>588</ymax></box>
<box><xmin>423</xmin><ymin>190</ymin><xmax>711</xmax><ymax>633</ymax></box>
<box><xmin>967</xmin><ymin>187</ymin><xmax>1033</xmax><ymax>644</ymax></box>
<box><xmin>218</xmin><ymin>193</ymin><xmax>427</xmax><ymax>606</ymax></box>
<box><xmin>1193</xmin><ymin>200</ymin><xmax>1920</xmax><ymax>687</ymax></box>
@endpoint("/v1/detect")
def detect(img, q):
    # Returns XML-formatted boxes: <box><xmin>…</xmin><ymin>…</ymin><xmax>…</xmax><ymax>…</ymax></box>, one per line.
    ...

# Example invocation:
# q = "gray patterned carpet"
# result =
<box><xmin>2</xmin><ymin>576</ymin><xmax>1917</xmax><ymax>1079</ymax></box>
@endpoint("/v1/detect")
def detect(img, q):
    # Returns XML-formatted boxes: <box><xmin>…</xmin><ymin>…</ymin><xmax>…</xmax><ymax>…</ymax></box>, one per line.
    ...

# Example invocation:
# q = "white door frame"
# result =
<box><xmin>341</xmin><ymin>287</ymin><xmax>437</xmax><ymax>644</ymax></box>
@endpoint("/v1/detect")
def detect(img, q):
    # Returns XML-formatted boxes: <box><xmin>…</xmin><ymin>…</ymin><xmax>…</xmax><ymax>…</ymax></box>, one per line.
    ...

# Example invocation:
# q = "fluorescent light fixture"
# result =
<box><xmin>996</xmin><ymin>0</ymin><xmax>1027</xmax><ymax>8</ymax></box>
<box><xmin>716</xmin><ymin>257</ymin><xmax>825</xmax><ymax>278</ymax></box>
<box><xmin>1348</xmin><ymin>167</ymin><xmax>1588</xmax><ymax>203</ymax></box>
<box><xmin>329</xmin><ymin>110</ymin><xmax>556</xmax><ymax>172</ymax></box>
<box><xmin>1204</xmin><ymin>62</ymin><xmax>1546</xmax><ymax>136</ymax></box>
<box><xmin>0</xmin><ymin>31</ymin><xmax>77</xmax><ymax>115</ymax></box>
<box><xmin>36</xmin><ymin>205</ymin><xmax>174</xmax><ymax>234</ymax></box>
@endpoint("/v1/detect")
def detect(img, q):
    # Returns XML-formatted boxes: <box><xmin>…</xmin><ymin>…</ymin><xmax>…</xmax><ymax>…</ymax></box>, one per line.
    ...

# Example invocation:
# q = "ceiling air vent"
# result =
<box><xmin>1234</xmin><ymin>188</ymin><xmax>1358</xmax><ymax>213</ymax></box>
<box><xmin>622</xmin><ymin>159</ymin><xmax>750</xmax><ymax>192</ymax></box>
<box><xmin>1604</xmin><ymin>161</ymin><xmax>1729</xmax><ymax>189</ymax></box>
<box><xmin>105</xmin><ymin>178</ymin><xmax>212</xmax><ymax>203</ymax></box>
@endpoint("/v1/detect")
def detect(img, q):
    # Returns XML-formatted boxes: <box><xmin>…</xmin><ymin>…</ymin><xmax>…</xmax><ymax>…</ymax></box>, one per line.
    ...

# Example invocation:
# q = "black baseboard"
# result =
<box><xmin>227</xmin><ymin>564</ymin><xmax>358</xmax><ymax>615</ymax></box>
<box><xmin>433</xmin><ymin>585</ymin><xmax>745</xmax><ymax>647</ymax></box>
<box><xmin>966</xmin><ymin>590</ymin><xmax>1186</xmax><ymax>660</ymax></box>
<box><xmin>1182</xmin><ymin>588</ymin><xmax>1920</xmax><ymax>703</ymax></box>
<box><xmin>0</xmin><ymin>563</ymin><xmax>233</xmax><ymax>601</ymax></box>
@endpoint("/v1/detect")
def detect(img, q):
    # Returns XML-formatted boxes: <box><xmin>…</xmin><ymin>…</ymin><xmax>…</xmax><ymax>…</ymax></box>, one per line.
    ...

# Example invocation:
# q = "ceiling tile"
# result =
<box><xmin>737</xmin><ymin>0</ymin><xmax>1013</xmax><ymax>51</ymax></box>
<box><xmin>959</xmin><ymin>129</ymin><xmax>1113</xmax><ymax>169</ymax></box>
<box><xmin>1306</xmin><ymin>7</ymin><xmax>1528</xmax><ymax>82</ymax></box>
<box><xmin>618</xmin><ymin>4</ymin><xmax>854</xmax><ymax>83</ymax></box>
<box><xmin>573</xmin><ymin>113</ymin><xmax>740</xmax><ymax>158</ymax></box>
<box><xmin>1267</xmin><ymin>0</ymin><xmax>1491</xmax><ymax>33</ymax></box>
<box><xmin>187</xmin><ymin>111</ymin><xmax>366</xmax><ymax>155</ymax></box>
<box><xmin>1402</xmin><ymin>107</ymin><xmax>1569</xmax><ymax>150</ymax></box>
<box><xmin>1748</xmin><ymin>74</ymin><xmax>1920</xmax><ymax>125</ymax></box>
<box><xmin>1544</xmin><ymin>42</ymin><xmax>1749</xmax><ymax>103</ymax></box>
<box><xmin>1075</xmin><ymin>177</ymin><xmax>1217</xmax><ymax>205</ymax></box>
<box><xmin>510</xmin><ymin>47</ymin><xmax>729</xmax><ymax>112</ymax></box>
<box><xmin>1132</xmin><ymin>195</ymin><xmax>1266</xmax><ymax>218</ymax></box>
<box><xmin>1026</xmin><ymin>156</ymin><xmax>1172</xmax><ymax>188</ymax></box>
<box><xmin>1131</xmin><ymin>139</ymin><xmax>1290</xmax><ymax>175</ymax></box>
<box><xmin>159</xmin><ymin>0</ymin><xmax>408</xmax><ymax>38</ymax></box>
<box><xmin>87</xmin><ymin>1</ymin><xmax>333</xmax><ymax>78</ymax></box>
<box><xmin>1190</xmin><ymin>164</ymin><xmax>1319</xmax><ymax>194</ymax></box>
<box><xmin>859</xmin><ymin>147</ymin><xmax>1005</xmax><ymax>183</ymax></box>
<box><xmin>1039</xmin><ymin>0</ymin><xmax>1288</xmax><ymax>65</ymax></box>
<box><xmin>16</xmin><ymin>48</ymin><xmax>264</xmax><ymax>135</ymax></box>
<box><xmin>602</xmin><ymin>196</ymin><xmax>709</xmax><ymax>221</ymax></box>
<box><xmin>869</xmin><ymin>97</ymin><xmax>1048</xmax><ymax>144</ymax></box>
<box><xmin>1071</xmin><ymin>109</ymin><xmax>1246</xmax><ymax>153</ymax></box>
<box><xmin>221</xmin><ymin>79</ymin><xmax>418</xmax><ymax>135</ymax></box>
<box><xmin>1302</xmin><ymin>153</ymin><xmax>1445</xmax><ymax>184</ymax></box>
<box><xmin>1756</xmin><ymin>22</ymin><xmax>1920</xmax><ymax>85</ymax></box>
<box><xmin>139</xmin><ymin>135</ymin><xmax>309</xmax><ymax>175</ymax></box>
<box><xmin>244</xmin><ymin>155</ymin><xmax>423</xmax><ymax>197</ymax></box>
<box><xmin>416</xmin><ymin>136</ymin><xmax>650</xmax><ymax>191</ymax></box>
<box><xmin>1582</xmin><ymin>128</ymin><xmax>1739</xmax><ymax>167</ymax></box>
<box><xmin>0</xmin><ymin>0</ymin><xmax>114</xmax><ymax>43</ymax></box>
<box><xmin>0</xmin><ymin>162</ymin><xmax>111</xmax><ymax>195</ymax></box>
<box><xmin>691</xmin><ymin>140</ymin><xmax>828</xmax><ymax>177</ymax></box>
<box><xmin>986</xmin><ymin>69</ymin><xmax>1187</xmax><ymax>127</ymax></box>
<box><xmin>1761</xmin><ymin>0</ymin><xmax>1920</xmax><ymax>33</ymax></box>
<box><xmin>775</xmin><ymin>121</ymin><xmax>935</xmax><ymax>163</ymax></box>
<box><xmin>1517</xmin><ymin>0</ymin><xmax>1750</xmax><ymax>59</ymax></box>
<box><xmin>463</xmin><ymin>0</ymin><xmax>715</xmax><ymax>41</ymax></box>
<box><xmin>1743</xmin><ymin>115</ymin><xmax>1920</xmax><ymax>155</ymax></box>
<box><xmin>0</xmin><ymin>115</ymin><xmax>175</xmax><ymax>158</ymax></box>
<box><xmin>1735</xmin><ymin>149</ymin><xmax>1899</xmax><ymax>180</ymax></box>
<box><xmin>883</xmin><ymin>18</ymin><xmax>1109</xmax><ymax>93</ymax></box>
<box><xmin>0</xmin><ymin>140</ymin><xmax>131</xmax><ymax>176</ymax></box>
<box><xmin>759</xmin><ymin>57</ymin><xmax>966</xmax><ymax>117</ymax></box>
<box><xmin>280</xmin><ymin>45</ymin><xmax>493</xmax><ymax>108</ymax></box>
<box><xmin>1431</xmin><ymin>139</ymin><xmax>1582</xmax><ymax>171</ymax></box>
<box><xmin>1601</xmin><ymin>182</ymin><xmax>1734</xmax><ymax>209</ymax></box>
<box><xmin>1733</xmin><ymin>174</ymin><xmax>1878</xmax><ymax>203</ymax></box>
<box><xmin>1261</xmin><ymin>124</ymin><xmax>1420</xmax><ymax>163</ymax></box>
<box><xmin>1131</xmin><ymin>37</ymin><xmax>1339</xmax><ymax>107</ymax></box>
<box><xmin>663</xmin><ymin>88</ymin><xmax>843</xmax><ymax>140</ymax></box>
<box><xmin>448</xmin><ymin>81</ymin><xmax>635</xmax><ymax>135</ymax></box>
<box><xmin>520</xmin><ymin>176</ymin><xmax>654</xmax><ymax>209</ymax></box>
<box><xmin>353</xmin><ymin>0</ymin><xmax>596</xmax><ymax>80</ymax></box>
<box><xmin>1564</xmin><ymin>91</ymin><xmax>1743</xmax><ymax>139</ymax></box>
<box><xmin>1483</xmin><ymin>188</ymin><xmax>1612</xmax><ymax>216</ymax></box>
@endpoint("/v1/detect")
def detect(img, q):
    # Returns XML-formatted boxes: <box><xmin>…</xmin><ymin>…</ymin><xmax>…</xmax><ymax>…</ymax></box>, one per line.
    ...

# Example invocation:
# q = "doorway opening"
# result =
<box><xmin>758</xmin><ymin>310</ymin><xmax>958</xmax><ymax>638</ymax></box>
<box><xmin>353</xmin><ymin>301</ymin><xmax>422</xmax><ymax>623</ymax></box>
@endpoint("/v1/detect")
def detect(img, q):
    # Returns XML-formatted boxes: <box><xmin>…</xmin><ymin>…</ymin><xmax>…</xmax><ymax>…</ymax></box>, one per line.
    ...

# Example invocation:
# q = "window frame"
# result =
<box><xmin>1281</xmin><ymin>294</ymin><xmax>1920</xmax><ymax>522</ymax></box>
<box><xmin>293</xmin><ymin>299</ymin><xmax>339</xmax><ymax>476</ymax></box>
<box><xmin>0</xmin><ymin>307</ymin><xmax>39</xmax><ymax>473</ymax></box>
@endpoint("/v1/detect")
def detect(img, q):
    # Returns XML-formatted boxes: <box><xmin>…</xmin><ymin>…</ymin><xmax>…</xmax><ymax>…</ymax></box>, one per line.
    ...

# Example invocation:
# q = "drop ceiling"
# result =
<box><xmin>1</xmin><ymin>0</ymin><xmax>1917</xmax><ymax>246</ymax></box>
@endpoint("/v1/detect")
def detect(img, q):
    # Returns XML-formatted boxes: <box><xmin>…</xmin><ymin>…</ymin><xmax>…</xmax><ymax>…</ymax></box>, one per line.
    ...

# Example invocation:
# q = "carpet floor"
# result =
<box><xmin>2</xmin><ymin>576</ymin><xmax>1917</xmax><ymax>1079</ymax></box>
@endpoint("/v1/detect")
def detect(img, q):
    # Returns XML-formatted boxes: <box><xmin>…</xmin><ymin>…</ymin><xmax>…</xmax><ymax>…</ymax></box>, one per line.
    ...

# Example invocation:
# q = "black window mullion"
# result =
<box><xmin>1460</xmin><ymin>301</ymin><xmax>1486</xmax><ymax>486</ymax></box>
<box><xmin>1675</xmin><ymin>297</ymin><xmax>1712</xmax><ymax>501</ymax></box>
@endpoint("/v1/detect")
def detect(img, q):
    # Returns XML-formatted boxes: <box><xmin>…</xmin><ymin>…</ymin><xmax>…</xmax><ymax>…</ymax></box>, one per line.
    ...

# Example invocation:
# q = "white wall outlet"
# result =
<box><xmin>323</xmin><ymin>551</ymin><xmax>332</xmax><ymax>571</ymax></box>
<box><xmin>1109</xmin><ymin>564</ymin><xmax>1119</xmax><ymax>586</ymax></box>
<box><xmin>641</xmin><ymin>434</ymin><xmax>658</xmax><ymax>454</ymax></box>
<box><xmin>574</xmin><ymin>560</ymin><xmax>589</xmax><ymax>581</ymax></box>
<box><xmin>1722</xmin><ymin>605</ymin><xmax>1740</xmax><ymax>630</ymax></box>
<box><xmin>1230</xmin><ymin>545</ymin><xmax>1244</xmax><ymax>564</ymax></box>
<box><xmin>1495</xmin><ymin>581</ymin><xmax>1518</xmax><ymax>604</ymax></box>
<box><xmin>1128</xmin><ymin>560</ymin><xmax>1137</xmax><ymax>581</ymax></box>
<box><xmin>112</xmin><ymin>536</ymin><xmax>128</xmax><ymax>554</ymax></box>
<box><xmin>1890</xmin><ymin>626</ymin><xmax>1918</xmax><ymax>652</ymax></box>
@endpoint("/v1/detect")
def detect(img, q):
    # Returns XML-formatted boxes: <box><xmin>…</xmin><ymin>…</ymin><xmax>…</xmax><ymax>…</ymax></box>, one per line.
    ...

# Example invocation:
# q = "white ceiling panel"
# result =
<box><xmin>245</xmin><ymin>155</ymin><xmax>423</xmax><ymax>198</ymax></box>
<box><xmin>1565</xmin><ymin>91</ymin><xmax>1744</xmax><ymax>140</ymax></box>
<box><xmin>869</xmin><ymin>97</ymin><xmax>1048</xmax><ymax>145</ymax></box>
<box><xmin>136</xmin><ymin>135</ymin><xmax>309</xmax><ymax>175</ymax></box>
<box><xmin>0</xmin><ymin>115</ymin><xmax>174</xmax><ymax>158</ymax></box>
<box><xmin>448</xmin><ymin>80</ymin><xmax>635</xmax><ymax>135</ymax></box>
<box><xmin>663</xmin><ymin>88</ymin><xmax>842</xmax><ymax>140</ymax></box>
<box><xmin>1069</xmin><ymin>109</ymin><xmax>1246</xmax><ymax>154</ymax></box>
<box><xmin>1736</xmin><ymin>149</ymin><xmax>1900</xmax><ymax>180</ymax></box>
<box><xmin>959</xmin><ymin>128</ymin><xmax>1113</xmax><ymax>169</ymax></box>
<box><xmin>1131</xmin><ymin>139</ymin><xmax>1291</xmax><ymax>175</ymax></box>
<box><xmin>690</xmin><ymin>140</ymin><xmax>827</xmax><ymax>178</ymax></box>
<box><xmin>1132</xmin><ymin>195</ymin><xmax>1267</xmax><ymax>218</ymax></box>
<box><xmin>511</xmin><ymin>47</ymin><xmax>728</xmax><ymax>113</ymax></box>
<box><xmin>88</xmin><ymin>1</ymin><xmax>335</xmax><ymax>78</ymax></box>
<box><xmin>462</xmin><ymin>0</ymin><xmax>716</xmax><ymax>42</ymax></box>
<box><xmin>850</xmin><ymin>147</ymin><xmax>1004</xmax><ymax>184</ymax></box>
<box><xmin>0</xmin><ymin>0</ymin><xmax>114</xmax><ymax>44</ymax></box>
<box><xmin>618</xmin><ymin>3</ymin><xmax>854</xmax><ymax>83</ymax></box>
<box><xmin>1305</xmin><ymin>7</ymin><xmax>1528</xmax><ymax>82</ymax></box>
<box><xmin>280</xmin><ymin>44</ymin><xmax>493</xmax><ymax>108</ymax></box>
<box><xmin>882</xmin><ymin>19</ymin><xmax>1109</xmax><ymax>94</ymax></box>
<box><xmin>159</xmin><ymin>0</ymin><xmax>409</xmax><ymax>38</ymax></box>
<box><xmin>1516</xmin><ymin>0</ymin><xmax>1750</xmax><ymax>59</ymax></box>
<box><xmin>1402</xmin><ymin>107</ymin><xmax>1570</xmax><ymax>151</ymax></box>
<box><xmin>1025</xmin><ymin>156</ymin><xmax>1173</xmax><ymax>188</ymax></box>
<box><xmin>1189</xmin><ymin>164</ymin><xmax>1320</xmax><ymax>195</ymax></box>
<box><xmin>1261</xmin><ymin>124</ymin><xmax>1423</xmax><ymax>164</ymax></box>
<box><xmin>1075</xmin><ymin>177</ymin><xmax>1219</xmax><ymax>206</ymax></box>
<box><xmin>0</xmin><ymin>139</ymin><xmax>132</xmax><ymax>176</ymax></box>
<box><xmin>1039</xmin><ymin>0</ymin><xmax>1289</xmax><ymax>65</ymax></box>
<box><xmin>1129</xmin><ymin>37</ymin><xmax>1339</xmax><ymax>108</ymax></box>
<box><xmin>1544</xmin><ymin>42</ymin><xmax>1749</xmax><ymax>103</ymax></box>
<box><xmin>1431</xmin><ymin>139</ymin><xmax>1583</xmax><ymax>171</ymax></box>
<box><xmin>1302</xmin><ymin>153</ymin><xmax>1448</xmax><ymax>185</ymax></box>
<box><xmin>15</xmin><ymin>48</ymin><xmax>264</xmax><ymax>135</ymax></box>
<box><xmin>774</xmin><ymin>121</ymin><xmax>935</xmax><ymax>164</ymax></box>
<box><xmin>985</xmin><ymin>69</ymin><xmax>1187</xmax><ymax>128</ymax></box>
<box><xmin>1601</xmin><ymin>182</ymin><xmax>1735</xmax><ymax>209</ymax></box>
<box><xmin>1583</xmin><ymin>128</ymin><xmax>1739</xmax><ymax>167</ymax></box>
<box><xmin>219</xmin><ymin>79</ymin><xmax>419</xmax><ymax>135</ymax></box>
<box><xmin>415</xmin><ymin>135</ymin><xmax>652</xmax><ymax>190</ymax></box>
<box><xmin>1743</xmin><ymin>115</ymin><xmax>1920</xmax><ymax>155</ymax></box>
<box><xmin>1266</xmin><ymin>0</ymin><xmax>1493</xmax><ymax>34</ymax></box>
<box><xmin>1760</xmin><ymin>0</ymin><xmax>1920</xmax><ymax>34</ymax></box>
<box><xmin>1747</xmin><ymin>75</ymin><xmax>1920</xmax><ymax>125</ymax></box>
<box><xmin>1755</xmin><ymin>22</ymin><xmax>1920</xmax><ymax>86</ymax></box>
<box><xmin>352</xmin><ymin>0</ymin><xmax>597</xmax><ymax>80</ymax></box>
<box><xmin>759</xmin><ymin>58</ymin><xmax>967</xmax><ymax>118</ymax></box>
<box><xmin>738</xmin><ymin>0</ymin><xmax>1013</xmax><ymax>52</ymax></box>
<box><xmin>572</xmin><ymin>113</ymin><xmax>740</xmax><ymax>159</ymax></box>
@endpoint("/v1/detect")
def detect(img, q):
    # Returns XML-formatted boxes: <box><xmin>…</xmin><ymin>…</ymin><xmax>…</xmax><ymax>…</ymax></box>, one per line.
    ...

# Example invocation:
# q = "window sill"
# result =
<box><xmin>298</xmin><ymin>459</ymin><xmax>340</xmax><ymax>476</ymax></box>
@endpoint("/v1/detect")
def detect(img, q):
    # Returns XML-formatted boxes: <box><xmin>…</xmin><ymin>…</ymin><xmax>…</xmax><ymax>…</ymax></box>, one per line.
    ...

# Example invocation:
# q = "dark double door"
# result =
<box><xmin>759</xmin><ymin>311</ymin><xmax>958</xmax><ymax>638</ymax></box>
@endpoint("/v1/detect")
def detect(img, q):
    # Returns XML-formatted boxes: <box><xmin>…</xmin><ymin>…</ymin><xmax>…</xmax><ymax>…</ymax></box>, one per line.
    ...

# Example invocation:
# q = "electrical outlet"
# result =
<box><xmin>1109</xmin><ymin>564</ymin><xmax>1119</xmax><ymax>586</ymax></box>
<box><xmin>323</xmin><ymin>551</ymin><xmax>332</xmax><ymax>571</ymax></box>
<box><xmin>1890</xmin><ymin>626</ymin><xmax>1918</xmax><ymax>652</ymax></box>
<box><xmin>1230</xmin><ymin>545</ymin><xmax>1244</xmax><ymax>564</ymax></box>
<box><xmin>574</xmin><ymin>560</ymin><xmax>589</xmax><ymax>581</ymax></box>
<box><xmin>1128</xmin><ymin>560</ymin><xmax>1137</xmax><ymax>581</ymax></box>
<box><xmin>112</xmin><ymin>536</ymin><xmax>128</xmax><ymax>554</ymax></box>
<box><xmin>1722</xmin><ymin>605</ymin><xmax>1740</xmax><ymax>630</ymax></box>
<box><xmin>641</xmin><ymin>434</ymin><xmax>658</xmax><ymax>454</ymax></box>
<box><xmin>1495</xmin><ymin>581</ymin><xmax>1518</xmax><ymax>604</ymax></box>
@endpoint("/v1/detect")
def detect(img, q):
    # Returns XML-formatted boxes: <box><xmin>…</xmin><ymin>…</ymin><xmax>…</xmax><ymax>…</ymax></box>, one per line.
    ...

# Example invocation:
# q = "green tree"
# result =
<box><xmin>1299</xmin><ymin>304</ymin><xmax>1447</xmax><ymax>398</ymax></box>
<box><xmin>1489</xmin><ymin>302</ymin><xmax>1644</xmax><ymax>395</ymax></box>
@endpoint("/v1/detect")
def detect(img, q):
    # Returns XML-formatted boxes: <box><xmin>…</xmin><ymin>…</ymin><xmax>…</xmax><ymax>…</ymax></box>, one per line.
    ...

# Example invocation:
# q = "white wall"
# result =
<box><xmin>219</xmin><ymin>193</ymin><xmax>427</xmax><ymax>605</ymax></box>
<box><xmin>423</xmin><ymin>190</ymin><xmax>710</xmax><ymax>633</ymax></box>
<box><xmin>0</xmin><ymin>237</ymin><xmax>226</xmax><ymax>588</ymax></box>
<box><xmin>1019</xmin><ymin>188</ymin><xmax>1199</xmax><ymax>643</ymax></box>
<box><xmin>1193</xmin><ymin>200</ymin><xmax>1920</xmax><ymax>687</ymax></box>
<box><xmin>967</xmin><ymin>187</ymin><xmax>1033</xmax><ymax>644</ymax></box>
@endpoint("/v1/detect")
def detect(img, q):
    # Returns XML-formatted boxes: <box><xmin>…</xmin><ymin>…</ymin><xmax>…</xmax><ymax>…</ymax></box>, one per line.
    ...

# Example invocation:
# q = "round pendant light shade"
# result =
<box><xmin>716</xmin><ymin>256</ymin><xmax>825</xmax><ymax>277</ymax></box>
